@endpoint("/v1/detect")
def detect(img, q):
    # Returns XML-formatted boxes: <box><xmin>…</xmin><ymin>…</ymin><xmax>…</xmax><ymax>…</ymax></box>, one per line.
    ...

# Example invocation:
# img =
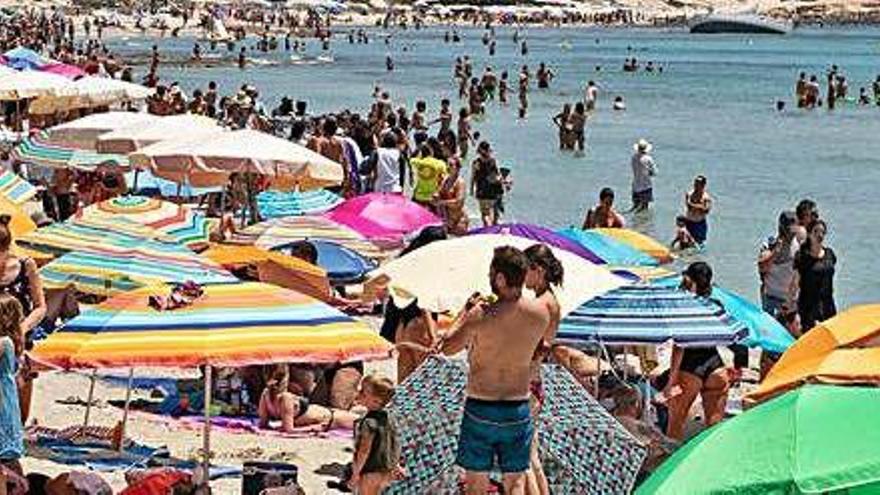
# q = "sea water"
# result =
<box><xmin>107</xmin><ymin>26</ymin><xmax>880</xmax><ymax>306</ymax></box>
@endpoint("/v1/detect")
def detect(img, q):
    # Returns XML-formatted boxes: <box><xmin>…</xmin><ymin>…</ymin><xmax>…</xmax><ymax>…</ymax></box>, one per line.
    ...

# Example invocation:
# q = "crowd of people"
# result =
<box><xmin>791</xmin><ymin>66</ymin><xmax>880</xmax><ymax>109</ymax></box>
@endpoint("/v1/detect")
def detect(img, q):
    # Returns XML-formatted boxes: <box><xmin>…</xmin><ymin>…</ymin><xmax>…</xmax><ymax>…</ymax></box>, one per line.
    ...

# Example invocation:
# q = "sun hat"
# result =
<box><xmin>634</xmin><ymin>138</ymin><xmax>652</xmax><ymax>153</ymax></box>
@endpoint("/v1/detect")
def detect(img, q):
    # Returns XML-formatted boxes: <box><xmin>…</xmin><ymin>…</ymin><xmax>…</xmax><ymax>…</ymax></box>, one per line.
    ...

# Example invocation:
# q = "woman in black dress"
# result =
<box><xmin>793</xmin><ymin>220</ymin><xmax>837</xmax><ymax>332</ymax></box>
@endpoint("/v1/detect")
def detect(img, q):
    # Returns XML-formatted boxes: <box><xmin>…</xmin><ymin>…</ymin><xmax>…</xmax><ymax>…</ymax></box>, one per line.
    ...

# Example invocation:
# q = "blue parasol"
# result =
<box><xmin>272</xmin><ymin>239</ymin><xmax>377</xmax><ymax>285</ymax></box>
<box><xmin>558</xmin><ymin>227</ymin><xmax>659</xmax><ymax>267</ymax></box>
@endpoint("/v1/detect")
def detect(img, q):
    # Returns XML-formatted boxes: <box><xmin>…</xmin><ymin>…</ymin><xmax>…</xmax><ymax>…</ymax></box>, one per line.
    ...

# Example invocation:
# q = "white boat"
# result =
<box><xmin>690</xmin><ymin>14</ymin><xmax>792</xmax><ymax>34</ymax></box>
<box><xmin>200</xmin><ymin>16</ymin><xmax>234</xmax><ymax>43</ymax></box>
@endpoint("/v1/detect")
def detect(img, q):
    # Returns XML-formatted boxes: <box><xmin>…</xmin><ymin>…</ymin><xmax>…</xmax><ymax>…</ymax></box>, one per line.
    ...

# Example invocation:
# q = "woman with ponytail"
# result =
<box><xmin>522</xmin><ymin>244</ymin><xmax>564</xmax><ymax>495</ymax></box>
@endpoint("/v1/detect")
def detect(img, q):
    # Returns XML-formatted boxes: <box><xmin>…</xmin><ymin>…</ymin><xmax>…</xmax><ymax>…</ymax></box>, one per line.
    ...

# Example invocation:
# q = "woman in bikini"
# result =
<box><xmin>258</xmin><ymin>365</ymin><xmax>363</xmax><ymax>433</ymax></box>
<box><xmin>522</xmin><ymin>244</ymin><xmax>564</xmax><ymax>495</ymax></box>
<box><xmin>435</xmin><ymin>135</ymin><xmax>468</xmax><ymax>235</ymax></box>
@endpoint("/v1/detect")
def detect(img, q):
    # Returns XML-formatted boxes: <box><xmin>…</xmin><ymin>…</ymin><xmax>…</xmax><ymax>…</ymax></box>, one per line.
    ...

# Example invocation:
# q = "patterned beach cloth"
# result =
<box><xmin>256</xmin><ymin>189</ymin><xmax>343</xmax><ymax>219</ymax></box>
<box><xmin>387</xmin><ymin>356</ymin><xmax>647</xmax><ymax>494</ymax></box>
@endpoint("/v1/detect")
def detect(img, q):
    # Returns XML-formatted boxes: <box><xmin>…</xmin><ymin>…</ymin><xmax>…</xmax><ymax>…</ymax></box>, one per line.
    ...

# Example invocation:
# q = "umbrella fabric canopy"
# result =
<box><xmin>0</xmin><ymin>195</ymin><xmax>36</xmax><ymax>238</ymax></box>
<box><xmin>45</xmin><ymin>112</ymin><xmax>160</xmax><ymax>149</ymax></box>
<box><xmin>0</xmin><ymin>169</ymin><xmax>36</xmax><ymax>204</ymax></box>
<box><xmin>594</xmin><ymin>228</ymin><xmax>674</xmax><ymax>264</ymax></box>
<box><xmin>2</xmin><ymin>47</ymin><xmax>48</xmax><ymax>70</ymax></box>
<box><xmin>469</xmin><ymin>223</ymin><xmax>604</xmax><ymax>264</ymax></box>
<box><xmin>79</xmin><ymin>196</ymin><xmax>213</xmax><ymax>250</ymax></box>
<box><xmin>256</xmin><ymin>189</ymin><xmax>342</xmax><ymax>219</ymax></box>
<box><xmin>365</xmin><ymin>234</ymin><xmax>626</xmax><ymax>315</ymax></box>
<box><xmin>272</xmin><ymin>239</ymin><xmax>378</xmax><ymax>285</ymax></box>
<box><xmin>31</xmin><ymin>281</ymin><xmax>392</xmax><ymax>369</ymax></box>
<box><xmin>747</xmin><ymin>305</ymin><xmax>880</xmax><ymax>404</ymax></box>
<box><xmin>30</xmin><ymin>76</ymin><xmax>153</xmax><ymax>115</ymax></box>
<box><xmin>97</xmin><ymin>114</ymin><xmax>222</xmax><ymax>154</ymax></box>
<box><xmin>202</xmin><ymin>244</ymin><xmax>331</xmax><ymax>303</ymax></box>
<box><xmin>637</xmin><ymin>385</ymin><xmax>880</xmax><ymax>495</ymax></box>
<box><xmin>0</xmin><ymin>69</ymin><xmax>71</xmax><ymax>100</ymax></box>
<box><xmin>323</xmin><ymin>193</ymin><xmax>441</xmax><ymax>246</ymax></box>
<box><xmin>558</xmin><ymin>284</ymin><xmax>748</xmax><ymax>347</ymax></box>
<box><xmin>18</xmin><ymin>216</ymin><xmax>183</xmax><ymax>258</ymax></box>
<box><xmin>558</xmin><ymin>227</ymin><xmax>659</xmax><ymax>267</ymax></box>
<box><xmin>12</xmin><ymin>133</ymin><xmax>130</xmax><ymax>171</ymax></box>
<box><xmin>39</xmin><ymin>62</ymin><xmax>86</xmax><ymax>79</ymax></box>
<box><xmin>39</xmin><ymin>248</ymin><xmax>237</xmax><ymax>297</ymax></box>
<box><xmin>237</xmin><ymin>216</ymin><xmax>387</xmax><ymax>260</ymax></box>
<box><xmin>387</xmin><ymin>356</ymin><xmax>646</xmax><ymax>494</ymax></box>
<box><xmin>125</xmin><ymin>169</ymin><xmax>221</xmax><ymax>199</ymax></box>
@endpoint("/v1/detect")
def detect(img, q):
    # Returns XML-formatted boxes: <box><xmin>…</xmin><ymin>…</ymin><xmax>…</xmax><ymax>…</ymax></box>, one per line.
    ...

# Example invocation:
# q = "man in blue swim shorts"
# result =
<box><xmin>438</xmin><ymin>246</ymin><xmax>552</xmax><ymax>494</ymax></box>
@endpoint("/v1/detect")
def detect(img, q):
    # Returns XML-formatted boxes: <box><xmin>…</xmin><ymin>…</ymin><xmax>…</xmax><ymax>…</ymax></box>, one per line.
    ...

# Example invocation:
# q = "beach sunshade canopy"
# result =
<box><xmin>558</xmin><ymin>227</ymin><xmax>660</xmax><ymax>267</ymax></box>
<box><xmin>237</xmin><ymin>216</ymin><xmax>386</xmax><ymax>260</ymax></box>
<box><xmin>45</xmin><ymin>111</ymin><xmax>160</xmax><ymax>149</ymax></box>
<box><xmin>0</xmin><ymin>195</ymin><xmax>36</xmax><ymax>238</ymax></box>
<box><xmin>558</xmin><ymin>284</ymin><xmax>748</xmax><ymax>348</ymax></box>
<box><xmin>323</xmin><ymin>193</ymin><xmax>441</xmax><ymax>246</ymax></box>
<box><xmin>96</xmin><ymin>114</ymin><xmax>222</xmax><ymax>154</ymax></box>
<box><xmin>12</xmin><ymin>132</ymin><xmax>130</xmax><ymax>171</ymax></box>
<box><xmin>637</xmin><ymin>385</ymin><xmax>880</xmax><ymax>495</ymax></box>
<box><xmin>0</xmin><ymin>169</ymin><xmax>36</xmax><ymax>204</ymax></box>
<box><xmin>31</xmin><ymin>281</ymin><xmax>392</xmax><ymax>369</ymax></box>
<box><xmin>256</xmin><ymin>189</ymin><xmax>342</xmax><ymax>219</ymax></box>
<box><xmin>39</xmin><ymin>248</ymin><xmax>237</xmax><ymax>297</ymax></box>
<box><xmin>0</xmin><ymin>69</ymin><xmax>71</xmax><ymax>100</ymax></box>
<box><xmin>29</xmin><ymin>76</ymin><xmax>153</xmax><ymax>115</ymax></box>
<box><xmin>747</xmin><ymin>305</ymin><xmax>880</xmax><ymax>404</ymax></box>
<box><xmin>202</xmin><ymin>244</ymin><xmax>331</xmax><ymax>303</ymax></box>
<box><xmin>18</xmin><ymin>216</ymin><xmax>183</xmax><ymax>258</ymax></box>
<box><xmin>365</xmin><ymin>234</ymin><xmax>626</xmax><ymax>314</ymax></box>
<box><xmin>272</xmin><ymin>239</ymin><xmax>377</xmax><ymax>285</ymax></box>
<box><xmin>131</xmin><ymin>129</ymin><xmax>344</xmax><ymax>189</ymax></box>
<box><xmin>78</xmin><ymin>196</ymin><xmax>213</xmax><ymax>250</ymax></box>
<box><xmin>39</xmin><ymin>62</ymin><xmax>86</xmax><ymax>79</ymax></box>
<box><xmin>387</xmin><ymin>356</ymin><xmax>646</xmax><ymax>494</ymax></box>
<box><xmin>2</xmin><ymin>47</ymin><xmax>48</xmax><ymax>70</ymax></box>
<box><xmin>470</xmin><ymin>223</ymin><xmax>604</xmax><ymax>264</ymax></box>
<box><xmin>593</xmin><ymin>228</ymin><xmax>674</xmax><ymax>264</ymax></box>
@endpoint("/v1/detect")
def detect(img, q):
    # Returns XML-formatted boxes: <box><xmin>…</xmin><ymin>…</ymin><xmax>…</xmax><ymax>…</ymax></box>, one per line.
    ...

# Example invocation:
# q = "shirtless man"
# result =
<box><xmin>307</xmin><ymin>117</ymin><xmax>350</xmax><ymax>194</ymax></box>
<box><xmin>438</xmin><ymin>246</ymin><xmax>551</xmax><ymax>495</ymax></box>
<box><xmin>583</xmin><ymin>187</ymin><xmax>625</xmax><ymax>229</ymax></box>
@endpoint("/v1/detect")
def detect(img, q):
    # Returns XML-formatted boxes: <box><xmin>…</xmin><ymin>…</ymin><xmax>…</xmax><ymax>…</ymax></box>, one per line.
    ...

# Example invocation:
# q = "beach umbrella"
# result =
<box><xmin>747</xmin><ymin>305</ymin><xmax>880</xmax><ymax>404</ymax></box>
<box><xmin>39</xmin><ymin>248</ymin><xmax>237</xmax><ymax>297</ymax></box>
<box><xmin>593</xmin><ymin>228</ymin><xmax>674</xmax><ymax>264</ymax></box>
<box><xmin>12</xmin><ymin>132</ymin><xmax>130</xmax><ymax>171</ymax></box>
<box><xmin>323</xmin><ymin>193</ymin><xmax>441</xmax><ymax>247</ymax></box>
<box><xmin>0</xmin><ymin>64</ymin><xmax>14</xmax><ymax>77</ymax></box>
<box><xmin>18</xmin><ymin>216</ymin><xmax>183</xmax><ymax>259</ymax></box>
<box><xmin>0</xmin><ymin>70</ymin><xmax>71</xmax><ymax>100</ymax></box>
<box><xmin>96</xmin><ymin>114</ymin><xmax>222</xmax><ymax>154</ymax></box>
<box><xmin>2</xmin><ymin>47</ymin><xmax>48</xmax><ymax>70</ymax></box>
<box><xmin>272</xmin><ymin>239</ymin><xmax>378</xmax><ymax>285</ymax></box>
<box><xmin>131</xmin><ymin>129</ymin><xmax>344</xmax><ymax>189</ymax></box>
<box><xmin>364</xmin><ymin>234</ymin><xmax>626</xmax><ymax>315</ymax></box>
<box><xmin>558</xmin><ymin>227</ymin><xmax>660</xmax><ymax>267</ymax></box>
<box><xmin>557</xmin><ymin>284</ymin><xmax>748</xmax><ymax>348</ymax></box>
<box><xmin>78</xmin><ymin>196</ymin><xmax>213</xmax><ymax>250</ymax></box>
<box><xmin>0</xmin><ymin>195</ymin><xmax>36</xmax><ymax>238</ymax></box>
<box><xmin>237</xmin><ymin>215</ymin><xmax>387</xmax><ymax>260</ymax></box>
<box><xmin>256</xmin><ymin>189</ymin><xmax>342</xmax><ymax>219</ymax></box>
<box><xmin>469</xmin><ymin>223</ymin><xmax>604</xmax><ymax>264</ymax></box>
<box><xmin>637</xmin><ymin>385</ymin><xmax>880</xmax><ymax>495</ymax></box>
<box><xmin>387</xmin><ymin>356</ymin><xmax>646</xmax><ymax>494</ymax></box>
<box><xmin>30</xmin><ymin>76</ymin><xmax>153</xmax><ymax>115</ymax></box>
<box><xmin>39</xmin><ymin>62</ymin><xmax>86</xmax><ymax>79</ymax></box>
<box><xmin>0</xmin><ymin>169</ymin><xmax>36</xmax><ymax>205</ymax></box>
<box><xmin>125</xmin><ymin>169</ymin><xmax>221</xmax><ymax>199</ymax></box>
<box><xmin>45</xmin><ymin>112</ymin><xmax>160</xmax><ymax>149</ymax></box>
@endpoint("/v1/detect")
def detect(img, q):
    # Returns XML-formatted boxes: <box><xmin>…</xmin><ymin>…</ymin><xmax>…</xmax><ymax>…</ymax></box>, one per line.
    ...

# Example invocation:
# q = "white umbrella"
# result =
<box><xmin>45</xmin><ymin>111</ymin><xmax>160</xmax><ymax>149</ymax></box>
<box><xmin>364</xmin><ymin>234</ymin><xmax>628</xmax><ymax>315</ymax></box>
<box><xmin>96</xmin><ymin>114</ymin><xmax>222</xmax><ymax>154</ymax></box>
<box><xmin>132</xmin><ymin>129</ymin><xmax>344</xmax><ymax>189</ymax></box>
<box><xmin>0</xmin><ymin>70</ymin><xmax>71</xmax><ymax>100</ymax></box>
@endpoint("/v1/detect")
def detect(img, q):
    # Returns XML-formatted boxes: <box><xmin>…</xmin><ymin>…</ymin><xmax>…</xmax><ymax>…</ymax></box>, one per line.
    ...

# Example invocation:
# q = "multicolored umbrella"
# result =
<box><xmin>39</xmin><ymin>248</ymin><xmax>237</xmax><ymax>297</ymax></box>
<box><xmin>593</xmin><ymin>228</ymin><xmax>674</xmax><ymax>264</ymax></box>
<box><xmin>78</xmin><ymin>196</ymin><xmax>213</xmax><ymax>250</ymax></box>
<box><xmin>271</xmin><ymin>239</ymin><xmax>378</xmax><ymax>284</ymax></box>
<box><xmin>0</xmin><ymin>169</ymin><xmax>36</xmax><ymax>205</ymax></box>
<box><xmin>256</xmin><ymin>189</ymin><xmax>342</xmax><ymax>219</ymax></box>
<box><xmin>324</xmin><ymin>193</ymin><xmax>441</xmax><ymax>247</ymax></box>
<box><xmin>387</xmin><ymin>356</ymin><xmax>646</xmax><ymax>494</ymax></box>
<box><xmin>558</xmin><ymin>284</ymin><xmax>748</xmax><ymax>347</ymax></box>
<box><xmin>747</xmin><ymin>305</ymin><xmax>880</xmax><ymax>404</ymax></box>
<box><xmin>237</xmin><ymin>216</ymin><xmax>387</xmax><ymax>260</ymax></box>
<box><xmin>31</xmin><ymin>281</ymin><xmax>392</xmax><ymax>369</ymax></box>
<box><xmin>558</xmin><ymin>227</ymin><xmax>660</xmax><ymax>267</ymax></box>
<box><xmin>0</xmin><ymin>195</ymin><xmax>36</xmax><ymax>238</ymax></box>
<box><xmin>18</xmin><ymin>216</ymin><xmax>182</xmax><ymax>258</ymax></box>
<box><xmin>12</xmin><ymin>132</ymin><xmax>130</xmax><ymax>171</ymax></box>
<box><xmin>637</xmin><ymin>385</ymin><xmax>880</xmax><ymax>495</ymax></box>
<box><xmin>469</xmin><ymin>223</ymin><xmax>604</xmax><ymax>264</ymax></box>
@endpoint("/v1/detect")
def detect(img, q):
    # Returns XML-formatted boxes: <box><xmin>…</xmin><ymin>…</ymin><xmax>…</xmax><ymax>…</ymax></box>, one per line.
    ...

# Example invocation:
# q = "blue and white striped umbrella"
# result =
<box><xmin>558</xmin><ymin>284</ymin><xmax>748</xmax><ymax>347</ymax></box>
<box><xmin>257</xmin><ymin>189</ymin><xmax>342</xmax><ymax>219</ymax></box>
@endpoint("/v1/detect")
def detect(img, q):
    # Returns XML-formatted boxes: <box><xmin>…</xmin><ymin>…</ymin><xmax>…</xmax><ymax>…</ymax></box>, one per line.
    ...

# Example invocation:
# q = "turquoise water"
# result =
<box><xmin>108</xmin><ymin>27</ymin><xmax>880</xmax><ymax>307</ymax></box>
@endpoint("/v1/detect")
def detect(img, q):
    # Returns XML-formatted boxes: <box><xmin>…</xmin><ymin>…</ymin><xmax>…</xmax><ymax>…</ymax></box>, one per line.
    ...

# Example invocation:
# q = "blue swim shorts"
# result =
<box><xmin>456</xmin><ymin>397</ymin><xmax>533</xmax><ymax>474</ymax></box>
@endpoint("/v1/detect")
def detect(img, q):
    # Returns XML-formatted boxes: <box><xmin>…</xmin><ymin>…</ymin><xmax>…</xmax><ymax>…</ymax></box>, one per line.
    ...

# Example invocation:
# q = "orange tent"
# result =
<box><xmin>747</xmin><ymin>305</ymin><xmax>880</xmax><ymax>404</ymax></box>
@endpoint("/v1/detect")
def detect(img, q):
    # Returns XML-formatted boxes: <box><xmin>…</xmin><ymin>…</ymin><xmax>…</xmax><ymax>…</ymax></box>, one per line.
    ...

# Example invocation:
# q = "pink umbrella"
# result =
<box><xmin>323</xmin><ymin>193</ymin><xmax>441</xmax><ymax>247</ymax></box>
<box><xmin>40</xmin><ymin>63</ymin><xmax>87</xmax><ymax>79</ymax></box>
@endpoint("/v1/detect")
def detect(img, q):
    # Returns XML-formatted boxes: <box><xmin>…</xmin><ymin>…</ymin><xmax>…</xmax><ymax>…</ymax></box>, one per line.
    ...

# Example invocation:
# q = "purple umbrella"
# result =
<box><xmin>469</xmin><ymin>223</ymin><xmax>604</xmax><ymax>264</ymax></box>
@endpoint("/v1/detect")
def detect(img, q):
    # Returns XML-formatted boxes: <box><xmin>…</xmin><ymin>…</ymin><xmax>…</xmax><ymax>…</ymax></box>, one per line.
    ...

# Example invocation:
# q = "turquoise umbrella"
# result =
<box><xmin>558</xmin><ymin>227</ymin><xmax>659</xmax><ymax>267</ymax></box>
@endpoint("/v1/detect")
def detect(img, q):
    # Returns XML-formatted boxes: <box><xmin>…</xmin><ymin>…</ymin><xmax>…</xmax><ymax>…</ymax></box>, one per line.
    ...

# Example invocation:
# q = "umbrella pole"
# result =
<box><xmin>118</xmin><ymin>367</ymin><xmax>134</xmax><ymax>452</ymax></box>
<box><xmin>132</xmin><ymin>169</ymin><xmax>140</xmax><ymax>192</ymax></box>
<box><xmin>83</xmin><ymin>369</ymin><xmax>97</xmax><ymax>427</ymax></box>
<box><xmin>201</xmin><ymin>365</ymin><xmax>213</xmax><ymax>489</ymax></box>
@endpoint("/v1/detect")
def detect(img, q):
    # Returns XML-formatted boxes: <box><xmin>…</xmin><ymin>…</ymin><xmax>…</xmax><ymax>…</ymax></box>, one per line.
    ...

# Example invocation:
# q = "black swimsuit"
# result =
<box><xmin>679</xmin><ymin>347</ymin><xmax>723</xmax><ymax>381</ymax></box>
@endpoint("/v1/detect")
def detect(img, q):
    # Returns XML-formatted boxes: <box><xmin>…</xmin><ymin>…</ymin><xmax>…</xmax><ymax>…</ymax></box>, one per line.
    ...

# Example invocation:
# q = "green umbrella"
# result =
<box><xmin>637</xmin><ymin>385</ymin><xmax>880</xmax><ymax>494</ymax></box>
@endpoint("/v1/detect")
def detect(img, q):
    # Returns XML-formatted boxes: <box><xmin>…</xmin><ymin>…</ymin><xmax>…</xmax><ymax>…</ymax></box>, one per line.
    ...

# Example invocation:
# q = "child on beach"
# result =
<box><xmin>671</xmin><ymin>215</ymin><xmax>697</xmax><ymax>250</ymax></box>
<box><xmin>349</xmin><ymin>375</ymin><xmax>404</xmax><ymax>495</ymax></box>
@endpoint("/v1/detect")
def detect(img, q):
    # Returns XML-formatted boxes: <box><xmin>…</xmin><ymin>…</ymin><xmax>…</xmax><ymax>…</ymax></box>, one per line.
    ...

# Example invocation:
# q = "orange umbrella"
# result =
<box><xmin>0</xmin><ymin>195</ymin><xmax>36</xmax><ymax>238</ymax></box>
<box><xmin>747</xmin><ymin>305</ymin><xmax>880</xmax><ymax>404</ymax></box>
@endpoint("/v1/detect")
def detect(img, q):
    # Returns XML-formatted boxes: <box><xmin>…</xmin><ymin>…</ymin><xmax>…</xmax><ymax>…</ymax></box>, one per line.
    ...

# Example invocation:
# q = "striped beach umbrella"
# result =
<box><xmin>237</xmin><ymin>215</ymin><xmax>387</xmax><ymax>260</ymax></box>
<box><xmin>256</xmin><ymin>189</ymin><xmax>342</xmax><ymax>219</ymax></box>
<box><xmin>0</xmin><ymin>170</ymin><xmax>36</xmax><ymax>205</ymax></box>
<box><xmin>79</xmin><ymin>196</ymin><xmax>213</xmax><ymax>250</ymax></box>
<box><xmin>18</xmin><ymin>216</ymin><xmax>183</xmax><ymax>258</ymax></box>
<box><xmin>469</xmin><ymin>223</ymin><xmax>605</xmax><ymax>264</ymax></box>
<box><xmin>558</xmin><ymin>284</ymin><xmax>748</xmax><ymax>347</ymax></box>
<box><xmin>31</xmin><ymin>281</ymin><xmax>392</xmax><ymax>369</ymax></box>
<box><xmin>592</xmin><ymin>228</ymin><xmax>674</xmax><ymax>264</ymax></box>
<box><xmin>558</xmin><ymin>227</ymin><xmax>660</xmax><ymax>267</ymax></box>
<box><xmin>0</xmin><ymin>195</ymin><xmax>36</xmax><ymax>238</ymax></box>
<box><xmin>12</xmin><ymin>132</ymin><xmax>130</xmax><ymax>171</ymax></box>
